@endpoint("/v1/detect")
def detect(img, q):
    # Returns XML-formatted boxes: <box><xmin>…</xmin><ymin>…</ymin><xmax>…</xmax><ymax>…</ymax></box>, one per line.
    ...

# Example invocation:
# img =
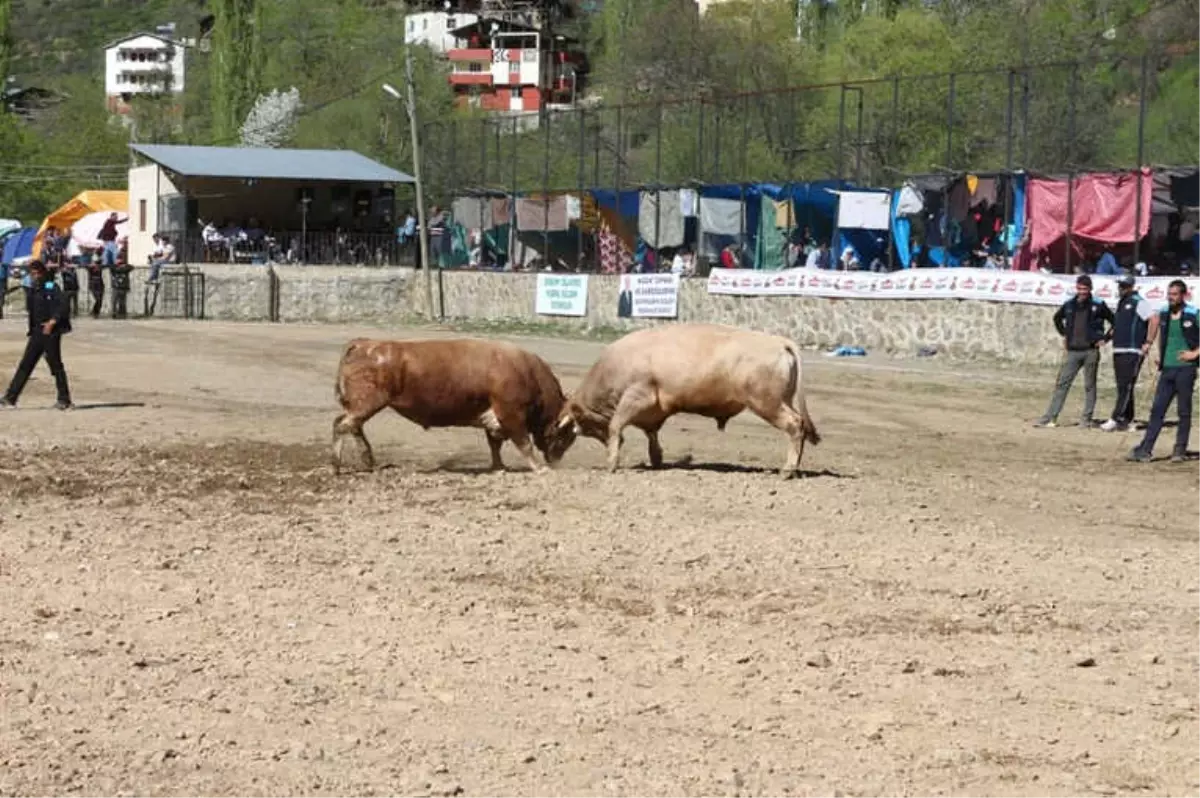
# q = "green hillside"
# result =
<box><xmin>0</xmin><ymin>0</ymin><xmax>1196</xmax><ymax>221</ymax></box>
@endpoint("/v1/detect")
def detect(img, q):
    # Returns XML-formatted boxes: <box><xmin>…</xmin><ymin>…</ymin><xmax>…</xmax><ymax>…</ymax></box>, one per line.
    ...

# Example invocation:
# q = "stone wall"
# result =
<box><xmin>436</xmin><ymin>270</ymin><xmax>1064</xmax><ymax>365</ymax></box>
<box><xmin>197</xmin><ymin>264</ymin><xmax>419</xmax><ymax>323</ymax></box>
<box><xmin>182</xmin><ymin>265</ymin><xmax>1064</xmax><ymax>364</ymax></box>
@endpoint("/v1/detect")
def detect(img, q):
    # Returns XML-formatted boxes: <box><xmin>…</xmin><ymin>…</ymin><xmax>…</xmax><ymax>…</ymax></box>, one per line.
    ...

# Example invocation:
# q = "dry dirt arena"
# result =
<box><xmin>0</xmin><ymin>317</ymin><xmax>1197</xmax><ymax>797</ymax></box>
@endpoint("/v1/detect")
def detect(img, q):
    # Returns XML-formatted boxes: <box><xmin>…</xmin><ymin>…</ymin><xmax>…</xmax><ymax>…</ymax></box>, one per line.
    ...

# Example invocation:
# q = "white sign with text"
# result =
<box><xmin>618</xmin><ymin>273</ymin><xmax>681</xmax><ymax>319</ymax></box>
<box><xmin>535</xmin><ymin>273</ymin><xmax>589</xmax><ymax>317</ymax></box>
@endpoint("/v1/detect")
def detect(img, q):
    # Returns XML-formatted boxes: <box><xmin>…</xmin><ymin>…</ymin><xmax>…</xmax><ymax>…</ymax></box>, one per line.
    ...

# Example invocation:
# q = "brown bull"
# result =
<box><xmin>332</xmin><ymin>337</ymin><xmax>577</xmax><ymax>474</ymax></box>
<box><xmin>556</xmin><ymin>323</ymin><xmax>821</xmax><ymax>477</ymax></box>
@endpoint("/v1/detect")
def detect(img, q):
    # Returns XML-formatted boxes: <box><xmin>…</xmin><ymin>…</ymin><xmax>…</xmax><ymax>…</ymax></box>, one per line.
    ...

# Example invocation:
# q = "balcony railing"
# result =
<box><xmin>178</xmin><ymin>230</ymin><xmax>418</xmax><ymax>267</ymax></box>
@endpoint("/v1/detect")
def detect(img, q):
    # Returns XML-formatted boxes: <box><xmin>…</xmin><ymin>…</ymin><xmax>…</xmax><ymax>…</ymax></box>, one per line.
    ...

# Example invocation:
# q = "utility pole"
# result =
<box><xmin>385</xmin><ymin>45</ymin><xmax>434</xmax><ymax>320</ymax></box>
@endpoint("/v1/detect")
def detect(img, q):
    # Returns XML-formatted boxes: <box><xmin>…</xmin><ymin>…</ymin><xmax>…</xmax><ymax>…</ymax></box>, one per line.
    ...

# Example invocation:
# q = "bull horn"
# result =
<box><xmin>557</xmin><ymin>413</ymin><xmax>574</xmax><ymax>430</ymax></box>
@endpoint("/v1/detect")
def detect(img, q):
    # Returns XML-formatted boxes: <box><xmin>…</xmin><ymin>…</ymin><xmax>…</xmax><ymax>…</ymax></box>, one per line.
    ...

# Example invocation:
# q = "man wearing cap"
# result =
<box><xmin>1100</xmin><ymin>274</ymin><xmax>1157</xmax><ymax>431</ymax></box>
<box><xmin>0</xmin><ymin>260</ymin><xmax>73</xmax><ymax>410</ymax></box>
<box><xmin>1127</xmin><ymin>279</ymin><xmax>1198</xmax><ymax>463</ymax></box>
<box><xmin>1034</xmin><ymin>274</ymin><xmax>1115</xmax><ymax>428</ymax></box>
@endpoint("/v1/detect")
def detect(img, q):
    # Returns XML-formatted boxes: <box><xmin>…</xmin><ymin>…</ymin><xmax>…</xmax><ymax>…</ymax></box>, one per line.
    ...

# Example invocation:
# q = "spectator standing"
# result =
<box><xmin>110</xmin><ymin>256</ymin><xmax>133</xmax><ymax>319</ymax></box>
<box><xmin>85</xmin><ymin>254</ymin><xmax>105</xmax><ymax>318</ymax></box>
<box><xmin>0</xmin><ymin>258</ymin><xmax>8</xmax><ymax>319</ymax></box>
<box><xmin>59</xmin><ymin>255</ymin><xmax>79</xmax><ymax>318</ymax></box>
<box><xmin>1127</xmin><ymin>280</ymin><xmax>1199</xmax><ymax>463</ymax></box>
<box><xmin>1100</xmin><ymin>275</ymin><xmax>1156</xmax><ymax>431</ymax></box>
<box><xmin>1034</xmin><ymin>274</ymin><xmax>1115</xmax><ymax>428</ymax></box>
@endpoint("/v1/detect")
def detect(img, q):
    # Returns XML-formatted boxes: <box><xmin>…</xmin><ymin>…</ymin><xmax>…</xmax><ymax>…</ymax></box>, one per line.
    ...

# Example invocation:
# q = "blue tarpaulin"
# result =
<box><xmin>2</xmin><ymin>226</ymin><xmax>36</xmax><ymax>265</ymax></box>
<box><xmin>891</xmin><ymin>191</ymin><xmax>913</xmax><ymax>268</ymax></box>
<box><xmin>589</xmin><ymin>181</ymin><xmax>860</xmax><ymax>268</ymax></box>
<box><xmin>1007</xmin><ymin>173</ymin><xmax>1026</xmax><ymax>254</ymax></box>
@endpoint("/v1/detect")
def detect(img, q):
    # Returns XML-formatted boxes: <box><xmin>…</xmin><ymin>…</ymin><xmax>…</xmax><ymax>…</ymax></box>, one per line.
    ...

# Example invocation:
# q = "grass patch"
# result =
<box><xmin>424</xmin><ymin>316</ymin><xmax>630</xmax><ymax>342</ymax></box>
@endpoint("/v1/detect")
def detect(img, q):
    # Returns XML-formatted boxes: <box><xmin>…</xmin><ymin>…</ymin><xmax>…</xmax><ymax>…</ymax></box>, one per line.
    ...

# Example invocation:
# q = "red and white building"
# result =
<box><xmin>445</xmin><ymin>18</ymin><xmax>584</xmax><ymax>114</ymax></box>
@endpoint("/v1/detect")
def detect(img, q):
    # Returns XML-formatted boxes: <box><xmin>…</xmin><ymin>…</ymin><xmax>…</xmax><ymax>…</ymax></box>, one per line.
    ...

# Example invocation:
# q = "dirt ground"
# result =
<box><xmin>0</xmin><ymin>317</ymin><xmax>1196</xmax><ymax>797</ymax></box>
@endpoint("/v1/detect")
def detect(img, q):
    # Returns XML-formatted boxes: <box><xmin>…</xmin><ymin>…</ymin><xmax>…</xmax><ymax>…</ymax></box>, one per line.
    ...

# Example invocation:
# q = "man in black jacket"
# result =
<box><xmin>1100</xmin><ymin>274</ymin><xmax>1155</xmax><ymax>431</ymax></box>
<box><xmin>1034</xmin><ymin>274</ymin><xmax>1116</xmax><ymax>428</ymax></box>
<box><xmin>0</xmin><ymin>260</ymin><xmax>74</xmax><ymax>410</ymax></box>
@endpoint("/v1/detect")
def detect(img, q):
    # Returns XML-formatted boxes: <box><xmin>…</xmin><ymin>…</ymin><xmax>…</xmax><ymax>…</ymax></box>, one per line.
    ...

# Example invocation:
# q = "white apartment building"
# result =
<box><xmin>104</xmin><ymin>33</ymin><xmax>186</xmax><ymax>115</ymax></box>
<box><xmin>404</xmin><ymin>10</ymin><xmax>480</xmax><ymax>54</ymax></box>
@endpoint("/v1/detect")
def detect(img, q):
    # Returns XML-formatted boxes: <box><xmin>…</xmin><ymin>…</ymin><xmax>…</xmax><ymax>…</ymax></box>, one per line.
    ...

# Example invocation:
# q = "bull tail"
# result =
<box><xmin>334</xmin><ymin>338</ymin><xmax>367</xmax><ymax>408</ymax></box>
<box><xmin>783</xmin><ymin>342</ymin><xmax>821</xmax><ymax>446</ymax></box>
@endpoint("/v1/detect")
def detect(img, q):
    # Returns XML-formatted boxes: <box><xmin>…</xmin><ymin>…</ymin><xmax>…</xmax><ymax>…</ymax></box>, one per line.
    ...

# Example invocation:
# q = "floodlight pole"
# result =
<box><xmin>385</xmin><ymin>49</ymin><xmax>434</xmax><ymax>319</ymax></box>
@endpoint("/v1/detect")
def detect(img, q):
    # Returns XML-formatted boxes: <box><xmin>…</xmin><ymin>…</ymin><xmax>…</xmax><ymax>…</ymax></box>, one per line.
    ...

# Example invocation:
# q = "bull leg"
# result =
<box><xmin>777</xmin><ymin>410</ymin><xmax>810</xmax><ymax>480</ymax></box>
<box><xmin>606</xmin><ymin>389</ymin><xmax>655</xmax><ymax>473</ymax></box>
<box><xmin>492</xmin><ymin>405</ymin><xmax>547</xmax><ymax>474</ymax></box>
<box><xmin>510</xmin><ymin>430</ymin><xmax>547</xmax><ymax>474</ymax></box>
<box><xmin>485</xmin><ymin>431</ymin><xmax>506</xmax><ymax>471</ymax></box>
<box><xmin>749</xmin><ymin>401</ymin><xmax>808</xmax><ymax>480</ymax></box>
<box><xmin>332</xmin><ymin>396</ymin><xmax>388</xmax><ymax>475</ymax></box>
<box><xmin>644</xmin><ymin>425</ymin><xmax>664</xmax><ymax>468</ymax></box>
<box><xmin>332</xmin><ymin>413</ymin><xmax>375</xmax><ymax>474</ymax></box>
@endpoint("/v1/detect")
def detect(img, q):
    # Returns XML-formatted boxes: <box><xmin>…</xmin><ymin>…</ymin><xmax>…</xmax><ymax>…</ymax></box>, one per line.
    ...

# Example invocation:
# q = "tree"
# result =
<box><xmin>240</xmin><ymin>86</ymin><xmax>300</xmax><ymax>148</ymax></box>
<box><xmin>0</xmin><ymin>0</ymin><xmax>11</xmax><ymax>91</ymax></box>
<box><xmin>210</xmin><ymin>0</ymin><xmax>264</xmax><ymax>144</ymax></box>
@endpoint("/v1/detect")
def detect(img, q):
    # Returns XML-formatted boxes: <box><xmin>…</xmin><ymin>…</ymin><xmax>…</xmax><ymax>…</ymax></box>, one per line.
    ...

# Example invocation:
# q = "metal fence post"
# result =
<box><xmin>1134</xmin><ymin>54</ymin><xmax>1149</xmax><ymax>266</ymax></box>
<box><xmin>946</xmin><ymin>72</ymin><xmax>956</xmax><ymax>176</ymax></box>
<box><xmin>1067</xmin><ymin>62</ymin><xmax>1078</xmax><ymax>169</ymax></box>
<box><xmin>542</xmin><ymin>108</ymin><xmax>551</xmax><ymax>265</ymax></box>
<box><xmin>853</xmin><ymin>87</ymin><xmax>864</xmax><ymax>184</ymax></box>
<box><xmin>1066</xmin><ymin>170</ymin><xmax>1075</xmax><ymax>273</ymax></box>
<box><xmin>836</xmin><ymin>84</ymin><xmax>847</xmax><ymax>181</ymax></box>
<box><xmin>1004</xmin><ymin>70</ymin><xmax>1015</xmax><ymax>171</ymax></box>
<box><xmin>480</xmin><ymin>117</ymin><xmax>489</xmax><ymax>188</ymax></box>
<box><xmin>654</xmin><ymin>102</ymin><xmax>664</xmax><ymax>264</ymax></box>
<box><xmin>577</xmin><ymin>108</ymin><xmax>586</xmax><ymax>268</ymax></box>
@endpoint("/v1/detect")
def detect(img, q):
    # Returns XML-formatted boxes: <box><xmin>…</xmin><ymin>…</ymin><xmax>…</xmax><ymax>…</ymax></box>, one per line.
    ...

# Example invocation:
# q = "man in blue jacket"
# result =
<box><xmin>1034</xmin><ymin>274</ymin><xmax>1115</xmax><ymax>428</ymax></box>
<box><xmin>1100</xmin><ymin>274</ymin><xmax>1156</xmax><ymax>431</ymax></box>
<box><xmin>1127</xmin><ymin>279</ymin><xmax>1199</xmax><ymax>463</ymax></box>
<box><xmin>0</xmin><ymin>260</ymin><xmax>73</xmax><ymax>410</ymax></box>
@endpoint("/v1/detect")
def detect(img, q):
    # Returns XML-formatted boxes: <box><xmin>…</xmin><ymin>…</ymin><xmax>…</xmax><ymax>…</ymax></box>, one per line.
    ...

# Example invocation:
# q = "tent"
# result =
<box><xmin>2</xmin><ymin>226</ymin><xmax>37</xmax><ymax>266</ymax></box>
<box><xmin>34</xmin><ymin>190</ymin><xmax>128</xmax><ymax>259</ymax></box>
<box><xmin>0</xmin><ymin>218</ymin><xmax>21</xmax><ymax>239</ymax></box>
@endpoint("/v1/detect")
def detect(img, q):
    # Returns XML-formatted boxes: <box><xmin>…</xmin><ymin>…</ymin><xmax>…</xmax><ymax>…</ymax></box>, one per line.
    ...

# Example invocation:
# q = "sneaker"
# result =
<box><xmin>54</xmin><ymin>400</ymin><xmax>74</xmax><ymax>411</ymax></box>
<box><xmin>1170</xmin><ymin>450</ymin><xmax>1188</xmax><ymax>463</ymax></box>
<box><xmin>1099</xmin><ymin>419</ymin><xmax>1124</xmax><ymax>432</ymax></box>
<box><xmin>1126</xmin><ymin>448</ymin><xmax>1152</xmax><ymax>463</ymax></box>
<box><xmin>0</xmin><ymin>396</ymin><xmax>14</xmax><ymax>409</ymax></box>
<box><xmin>1033</xmin><ymin>419</ymin><xmax>1057</xmax><ymax>428</ymax></box>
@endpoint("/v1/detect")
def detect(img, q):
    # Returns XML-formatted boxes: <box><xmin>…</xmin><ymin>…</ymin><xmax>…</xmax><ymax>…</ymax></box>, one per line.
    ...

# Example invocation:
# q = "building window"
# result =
<box><xmin>139</xmin><ymin>199</ymin><xmax>147</xmax><ymax>232</ymax></box>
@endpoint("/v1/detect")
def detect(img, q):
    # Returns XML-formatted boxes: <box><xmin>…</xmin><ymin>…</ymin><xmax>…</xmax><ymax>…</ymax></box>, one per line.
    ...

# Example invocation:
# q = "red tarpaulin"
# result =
<box><xmin>1024</xmin><ymin>169</ymin><xmax>1153</xmax><ymax>256</ymax></box>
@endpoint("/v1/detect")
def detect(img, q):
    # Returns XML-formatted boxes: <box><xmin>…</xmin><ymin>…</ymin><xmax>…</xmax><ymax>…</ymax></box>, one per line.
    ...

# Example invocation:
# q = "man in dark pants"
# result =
<box><xmin>1035</xmin><ymin>274</ymin><xmax>1116</xmax><ymax>428</ymax></box>
<box><xmin>110</xmin><ymin>256</ymin><xmax>132</xmax><ymax>319</ymax></box>
<box><xmin>86</xmin><ymin>256</ymin><xmax>105</xmax><ymax>318</ymax></box>
<box><xmin>0</xmin><ymin>260</ymin><xmax>73</xmax><ymax>410</ymax></box>
<box><xmin>59</xmin><ymin>256</ymin><xmax>80</xmax><ymax>319</ymax></box>
<box><xmin>1100</xmin><ymin>274</ymin><xmax>1156</xmax><ymax>432</ymax></box>
<box><xmin>1127</xmin><ymin>280</ymin><xmax>1199</xmax><ymax>463</ymax></box>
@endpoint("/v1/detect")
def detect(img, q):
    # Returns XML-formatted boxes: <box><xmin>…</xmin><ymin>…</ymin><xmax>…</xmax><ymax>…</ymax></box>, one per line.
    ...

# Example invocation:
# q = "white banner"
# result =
<box><xmin>617</xmin><ymin>273</ymin><xmax>680</xmax><ymax>319</ymax></box>
<box><xmin>535</xmin><ymin>273</ymin><xmax>589</xmax><ymax>317</ymax></box>
<box><xmin>833</xmin><ymin>190</ymin><xmax>891</xmax><ymax>231</ymax></box>
<box><xmin>706</xmin><ymin>267</ymin><xmax>1200</xmax><ymax>308</ymax></box>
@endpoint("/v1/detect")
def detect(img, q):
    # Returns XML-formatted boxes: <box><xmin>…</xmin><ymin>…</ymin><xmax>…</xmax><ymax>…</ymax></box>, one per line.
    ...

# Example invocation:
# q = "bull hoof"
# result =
<box><xmin>780</xmin><ymin>469</ymin><xmax>800</xmax><ymax>481</ymax></box>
